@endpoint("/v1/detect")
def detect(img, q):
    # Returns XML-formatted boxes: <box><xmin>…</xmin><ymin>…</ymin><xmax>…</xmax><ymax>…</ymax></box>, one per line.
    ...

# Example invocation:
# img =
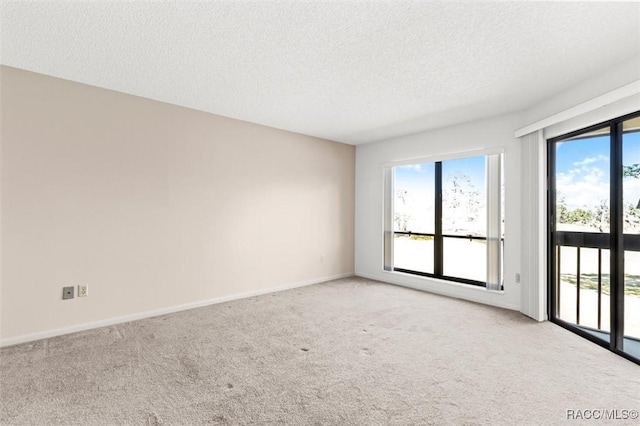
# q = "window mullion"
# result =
<box><xmin>434</xmin><ymin>161</ymin><xmax>443</xmax><ymax>276</ymax></box>
<box><xmin>610</xmin><ymin>122</ymin><xmax>624</xmax><ymax>350</ymax></box>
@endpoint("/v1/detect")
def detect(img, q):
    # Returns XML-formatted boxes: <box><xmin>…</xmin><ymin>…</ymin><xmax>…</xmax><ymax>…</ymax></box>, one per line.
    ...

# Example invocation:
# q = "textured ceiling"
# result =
<box><xmin>1</xmin><ymin>1</ymin><xmax>639</xmax><ymax>144</ymax></box>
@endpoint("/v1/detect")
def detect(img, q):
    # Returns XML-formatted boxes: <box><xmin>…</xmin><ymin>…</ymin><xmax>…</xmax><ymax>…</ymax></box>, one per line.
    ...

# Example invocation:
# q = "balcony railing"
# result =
<box><xmin>392</xmin><ymin>231</ymin><xmax>503</xmax><ymax>288</ymax></box>
<box><xmin>394</xmin><ymin>231</ymin><xmax>487</xmax><ymax>242</ymax></box>
<box><xmin>555</xmin><ymin>231</ymin><xmax>640</xmax><ymax>336</ymax></box>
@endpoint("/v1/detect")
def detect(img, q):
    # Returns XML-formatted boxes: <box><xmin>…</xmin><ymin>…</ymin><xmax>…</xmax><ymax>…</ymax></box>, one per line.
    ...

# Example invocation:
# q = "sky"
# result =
<box><xmin>393</xmin><ymin>129</ymin><xmax>640</xmax><ymax>235</ymax></box>
<box><xmin>556</xmin><ymin>131</ymin><xmax>640</xmax><ymax>211</ymax></box>
<box><xmin>395</xmin><ymin>156</ymin><xmax>486</xmax><ymax>194</ymax></box>
<box><xmin>394</xmin><ymin>155</ymin><xmax>486</xmax><ymax>234</ymax></box>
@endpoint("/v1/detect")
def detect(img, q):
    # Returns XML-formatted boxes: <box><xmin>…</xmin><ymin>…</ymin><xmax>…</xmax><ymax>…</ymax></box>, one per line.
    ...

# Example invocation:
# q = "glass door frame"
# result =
<box><xmin>547</xmin><ymin>110</ymin><xmax>640</xmax><ymax>366</ymax></box>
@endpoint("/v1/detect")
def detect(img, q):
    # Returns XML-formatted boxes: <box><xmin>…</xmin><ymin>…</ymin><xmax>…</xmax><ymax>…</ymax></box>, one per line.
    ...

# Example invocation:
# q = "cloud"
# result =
<box><xmin>625</xmin><ymin>177</ymin><xmax>640</xmax><ymax>206</ymax></box>
<box><xmin>572</xmin><ymin>154</ymin><xmax>608</xmax><ymax>167</ymax></box>
<box><xmin>403</xmin><ymin>164</ymin><xmax>423</xmax><ymax>172</ymax></box>
<box><xmin>556</xmin><ymin>166</ymin><xmax>609</xmax><ymax>209</ymax></box>
<box><xmin>557</xmin><ymin>161</ymin><xmax>640</xmax><ymax>212</ymax></box>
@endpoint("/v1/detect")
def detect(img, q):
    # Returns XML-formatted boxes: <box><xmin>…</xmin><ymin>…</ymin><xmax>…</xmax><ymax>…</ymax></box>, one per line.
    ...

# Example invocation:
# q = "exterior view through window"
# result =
<box><xmin>385</xmin><ymin>153</ymin><xmax>503</xmax><ymax>289</ymax></box>
<box><xmin>549</xmin><ymin>111</ymin><xmax>640</xmax><ymax>363</ymax></box>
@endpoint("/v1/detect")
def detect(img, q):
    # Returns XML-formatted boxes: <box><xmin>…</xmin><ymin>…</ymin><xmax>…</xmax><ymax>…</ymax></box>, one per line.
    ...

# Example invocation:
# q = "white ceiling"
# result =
<box><xmin>1</xmin><ymin>1</ymin><xmax>639</xmax><ymax>145</ymax></box>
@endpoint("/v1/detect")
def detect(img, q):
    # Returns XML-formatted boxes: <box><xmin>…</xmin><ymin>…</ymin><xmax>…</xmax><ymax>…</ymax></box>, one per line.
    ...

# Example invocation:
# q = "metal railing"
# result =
<box><xmin>394</xmin><ymin>231</ymin><xmax>487</xmax><ymax>241</ymax></box>
<box><xmin>392</xmin><ymin>231</ymin><xmax>503</xmax><ymax>288</ymax></box>
<box><xmin>556</xmin><ymin>231</ymin><xmax>640</xmax><ymax>330</ymax></box>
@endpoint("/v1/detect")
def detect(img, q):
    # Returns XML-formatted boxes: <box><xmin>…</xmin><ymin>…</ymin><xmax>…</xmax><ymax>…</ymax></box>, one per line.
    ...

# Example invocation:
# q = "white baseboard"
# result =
<box><xmin>0</xmin><ymin>272</ymin><xmax>354</xmax><ymax>348</ymax></box>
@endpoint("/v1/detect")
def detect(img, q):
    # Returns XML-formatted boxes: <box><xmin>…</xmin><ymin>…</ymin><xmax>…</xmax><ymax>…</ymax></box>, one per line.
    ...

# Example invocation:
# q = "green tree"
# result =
<box><xmin>567</xmin><ymin>208</ymin><xmax>593</xmax><ymax>225</ymax></box>
<box><xmin>558</xmin><ymin>197</ymin><xmax>594</xmax><ymax>226</ymax></box>
<box><xmin>623</xmin><ymin>164</ymin><xmax>640</xmax><ymax>179</ymax></box>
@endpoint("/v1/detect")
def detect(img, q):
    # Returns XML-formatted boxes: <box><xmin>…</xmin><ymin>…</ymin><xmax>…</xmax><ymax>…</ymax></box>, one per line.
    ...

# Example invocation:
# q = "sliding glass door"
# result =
<box><xmin>549</xmin><ymin>111</ymin><xmax>640</xmax><ymax>363</ymax></box>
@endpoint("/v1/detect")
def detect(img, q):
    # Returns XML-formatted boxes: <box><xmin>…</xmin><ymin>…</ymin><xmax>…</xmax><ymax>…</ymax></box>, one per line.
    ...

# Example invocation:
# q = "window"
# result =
<box><xmin>384</xmin><ymin>153</ymin><xmax>504</xmax><ymax>289</ymax></box>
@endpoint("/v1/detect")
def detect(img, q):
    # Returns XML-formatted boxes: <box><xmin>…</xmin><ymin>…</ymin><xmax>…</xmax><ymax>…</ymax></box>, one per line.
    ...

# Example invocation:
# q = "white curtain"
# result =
<box><xmin>519</xmin><ymin>130</ymin><xmax>547</xmax><ymax>321</ymax></box>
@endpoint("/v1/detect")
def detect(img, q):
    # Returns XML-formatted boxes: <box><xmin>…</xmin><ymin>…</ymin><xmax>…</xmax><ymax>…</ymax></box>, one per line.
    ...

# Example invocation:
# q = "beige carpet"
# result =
<box><xmin>1</xmin><ymin>277</ymin><xmax>639</xmax><ymax>425</ymax></box>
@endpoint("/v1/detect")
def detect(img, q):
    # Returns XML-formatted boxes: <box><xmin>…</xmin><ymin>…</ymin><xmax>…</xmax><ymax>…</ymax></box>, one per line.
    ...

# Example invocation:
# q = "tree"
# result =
<box><xmin>395</xmin><ymin>189</ymin><xmax>408</xmax><ymax>205</ymax></box>
<box><xmin>568</xmin><ymin>208</ymin><xmax>593</xmax><ymax>225</ymax></box>
<box><xmin>394</xmin><ymin>213</ymin><xmax>411</xmax><ymax>232</ymax></box>
<box><xmin>590</xmin><ymin>199</ymin><xmax>609</xmax><ymax>233</ymax></box>
<box><xmin>623</xmin><ymin>163</ymin><xmax>640</xmax><ymax>232</ymax></box>
<box><xmin>558</xmin><ymin>196</ymin><xmax>597</xmax><ymax>228</ymax></box>
<box><xmin>557</xmin><ymin>163</ymin><xmax>640</xmax><ymax>233</ymax></box>
<box><xmin>394</xmin><ymin>189</ymin><xmax>411</xmax><ymax>231</ymax></box>
<box><xmin>624</xmin><ymin>202</ymin><xmax>640</xmax><ymax>232</ymax></box>
<box><xmin>443</xmin><ymin>172</ymin><xmax>481</xmax><ymax>233</ymax></box>
<box><xmin>623</xmin><ymin>164</ymin><xmax>640</xmax><ymax>179</ymax></box>
<box><xmin>557</xmin><ymin>197</ymin><xmax>570</xmax><ymax>224</ymax></box>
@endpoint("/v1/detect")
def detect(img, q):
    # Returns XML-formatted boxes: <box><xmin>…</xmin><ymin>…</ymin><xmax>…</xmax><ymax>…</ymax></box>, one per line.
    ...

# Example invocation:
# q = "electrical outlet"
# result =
<box><xmin>62</xmin><ymin>286</ymin><xmax>74</xmax><ymax>300</ymax></box>
<box><xmin>78</xmin><ymin>284</ymin><xmax>88</xmax><ymax>297</ymax></box>
<box><xmin>515</xmin><ymin>273</ymin><xmax>521</xmax><ymax>283</ymax></box>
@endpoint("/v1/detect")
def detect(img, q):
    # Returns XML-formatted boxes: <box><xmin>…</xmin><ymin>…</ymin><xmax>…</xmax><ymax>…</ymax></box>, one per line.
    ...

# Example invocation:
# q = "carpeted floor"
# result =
<box><xmin>1</xmin><ymin>277</ymin><xmax>639</xmax><ymax>425</ymax></box>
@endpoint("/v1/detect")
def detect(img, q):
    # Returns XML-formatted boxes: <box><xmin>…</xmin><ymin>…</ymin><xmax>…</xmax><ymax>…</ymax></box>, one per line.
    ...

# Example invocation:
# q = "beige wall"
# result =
<box><xmin>0</xmin><ymin>66</ymin><xmax>355</xmax><ymax>343</ymax></box>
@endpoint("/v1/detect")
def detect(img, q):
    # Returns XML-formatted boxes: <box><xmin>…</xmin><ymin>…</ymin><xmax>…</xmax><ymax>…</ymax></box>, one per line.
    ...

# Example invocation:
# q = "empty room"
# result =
<box><xmin>1</xmin><ymin>1</ymin><xmax>640</xmax><ymax>424</ymax></box>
